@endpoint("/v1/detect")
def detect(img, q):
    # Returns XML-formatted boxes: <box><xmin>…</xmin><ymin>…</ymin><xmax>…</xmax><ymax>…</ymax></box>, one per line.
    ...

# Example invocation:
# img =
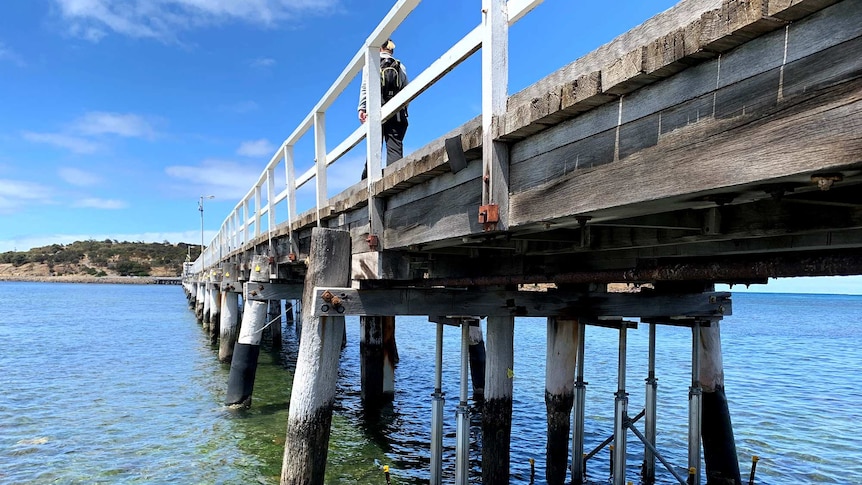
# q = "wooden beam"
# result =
<box><xmin>246</xmin><ymin>282</ymin><xmax>304</xmax><ymax>301</ymax></box>
<box><xmin>310</xmin><ymin>287</ymin><xmax>730</xmax><ymax>319</ymax></box>
<box><xmin>510</xmin><ymin>79</ymin><xmax>862</xmax><ymax>227</ymax></box>
<box><xmin>411</xmin><ymin>248</ymin><xmax>862</xmax><ymax>287</ymax></box>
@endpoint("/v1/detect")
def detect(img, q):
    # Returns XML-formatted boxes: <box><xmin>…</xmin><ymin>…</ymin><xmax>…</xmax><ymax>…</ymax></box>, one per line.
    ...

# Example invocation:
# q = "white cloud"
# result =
<box><xmin>53</xmin><ymin>0</ymin><xmax>341</xmax><ymax>43</ymax></box>
<box><xmin>73</xmin><ymin>197</ymin><xmax>127</xmax><ymax>209</ymax></box>
<box><xmin>59</xmin><ymin>167</ymin><xmax>102</xmax><ymax>186</ymax></box>
<box><xmin>165</xmin><ymin>159</ymin><xmax>261</xmax><ymax>199</ymax></box>
<box><xmin>0</xmin><ymin>179</ymin><xmax>55</xmax><ymax>213</ymax></box>
<box><xmin>71</xmin><ymin>112</ymin><xmax>157</xmax><ymax>139</ymax></box>
<box><xmin>21</xmin><ymin>131</ymin><xmax>102</xmax><ymax>154</ymax></box>
<box><xmin>251</xmin><ymin>57</ymin><xmax>276</xmax><ymax>68</ymax></box>
<box><xmin>21</xmin><ymin>111</ymin><xmax>156</xmax><ymax>155</ymax></box>
<box><xmin>237</xmin><ymin>139</ymin><xmax>275</xmax><ymax>158</ymax></box>
<box><xmin>0</xmin><ymin>42</ymin><xmax>24</xmax><ymax>66</ymax></box>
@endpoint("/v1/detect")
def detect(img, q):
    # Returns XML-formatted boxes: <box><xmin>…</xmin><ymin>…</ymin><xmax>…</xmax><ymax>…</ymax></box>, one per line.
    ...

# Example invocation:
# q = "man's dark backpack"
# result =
<box><xmin>380</xmin><ymin>57</ymin><xmax>404</xmax><ymax>103</ymax></box>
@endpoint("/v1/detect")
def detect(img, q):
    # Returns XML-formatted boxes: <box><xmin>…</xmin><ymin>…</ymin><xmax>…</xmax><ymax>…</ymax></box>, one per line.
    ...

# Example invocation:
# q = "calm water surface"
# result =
<box><xmin>1</xmin><ymin>282</ymin><xmax>860</xmax><ymax>484</ymax></box>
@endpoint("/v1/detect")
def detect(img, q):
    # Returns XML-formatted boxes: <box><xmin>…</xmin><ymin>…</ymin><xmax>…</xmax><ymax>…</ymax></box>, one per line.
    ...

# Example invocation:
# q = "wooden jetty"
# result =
<box><xmin>182</xmin><ymin>0</ymin><xmax>862</xmax><ymax>483</ymax></box>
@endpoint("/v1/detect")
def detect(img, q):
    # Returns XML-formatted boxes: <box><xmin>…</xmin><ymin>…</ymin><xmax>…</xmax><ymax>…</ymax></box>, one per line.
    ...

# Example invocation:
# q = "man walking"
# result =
<box><xmin>358</xmin><ymin>39</ymin><xmax>408</xmax><ymax>180</ymax></box>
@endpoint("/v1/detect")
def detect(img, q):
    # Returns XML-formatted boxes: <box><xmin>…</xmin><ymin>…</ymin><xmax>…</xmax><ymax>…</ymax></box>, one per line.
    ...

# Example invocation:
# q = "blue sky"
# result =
<box><xmin>1</xmin><ymin>0</ymin><xmax>859</xmax><ymax>294</ymax></box>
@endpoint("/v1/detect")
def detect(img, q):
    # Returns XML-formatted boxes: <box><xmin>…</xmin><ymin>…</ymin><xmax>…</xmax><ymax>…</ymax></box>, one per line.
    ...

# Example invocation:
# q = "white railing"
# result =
<box><xmin>191</xmin><ymin>0</ymin><xmax>543</xmax><ymax>276</ymax></box>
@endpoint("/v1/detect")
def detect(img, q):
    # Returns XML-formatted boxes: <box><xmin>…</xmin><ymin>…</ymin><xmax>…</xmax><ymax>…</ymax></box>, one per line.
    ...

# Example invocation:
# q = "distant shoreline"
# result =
<box><xmin>0</xmin><ymin>275</ymin><xmax>179</xmax><ymax>285</ymax></box>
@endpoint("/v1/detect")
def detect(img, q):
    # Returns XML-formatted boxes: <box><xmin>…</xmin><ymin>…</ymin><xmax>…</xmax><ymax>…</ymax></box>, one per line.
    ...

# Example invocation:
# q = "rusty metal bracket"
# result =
<box><xmin>320</xmin><ymin>289</ymin><xmax>346</xmax><ymax>314</ymax></box>
<box><xmin>478</xmin><ymin>204</ymin><xmax>500</xmax><ymax>231</ymax></box>
<box><xmin>366</xmin><ymin>234</ymin><xmax>380</xmax><ymax>251</ymax></box>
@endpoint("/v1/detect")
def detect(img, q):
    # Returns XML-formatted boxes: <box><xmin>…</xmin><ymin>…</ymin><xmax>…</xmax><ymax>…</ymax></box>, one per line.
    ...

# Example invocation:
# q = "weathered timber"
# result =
<box><xmin>545</xmin><ymin>318</ymin><xmax>579</xmax><ymax>485</ymax></box>
<box><xmin>410</xmin><ymin>248</ymin><xmax>862</xmax><ymax>288</ymax></box>
<box><xmin>281</xmin><ymin>228</ymin><xmax>351</xmax><ymax>485</ymax></box>
<box><xmin>195</xmin><ymin>282</ymin><xmax>204</xmax><ymax>322</ymax></box>
<box><xmin>225</xmin><ymin>255</ymin><xmax>270</xmax><ymax>407</ymax></box>
<box><xmin>510</xmin><ymin>8</ymin><xmax>862</xmax><ymax>202</ymax></box>
<box><xmin>482</xmin><ymin>316</ymin><xmax>514</xmax><ymax>485</ymax></box>
<box><xmin>360</xmin><ymin>316</ymin><xmax>392</xmax><ymax>408</ymax></box>
<box><xmin>510</xmin><ymin>79</ymin><xmax>862</xmax><ymax>226</ymax></box>
<box><xmin>218</xmin><ymin>287</ymin><xmax>239</xmax><ymax>363</ymax></box>
<box><xmin>768</xmin><ymin>0</ymin><xmax>841</xmax><ymax>20</ymax></box>
<box><xmin>268</xmin><ymin>299</ymin><xmax>282</xmax><ymax>350</ymax></box>
<box><xmin>556</xmin><ymin>197</ymin><xmax>862</xmax><ymax>256</ymax></box>
<box><xmin>508</xmin><ymin>0</ymin><xmax>722</xmax><ymax>124</ymax></box>
<box><xmin>218</xmin><ymin>261</ymin><xmax>240</xmax><ymax>363</ymax></box>
<box><xmin>384</xmin><ymin>177</ymin><xmax>484</xmax><ymax>249</ymax></box>
<box><xmin>202</xmin><ymin>281</ymin><xmax>212</xmax><ymax>334</ymax></box>
<box><xmin>700</xmin><ymin>322</ymin><xmax>741</xmax><ymax>484</ymax></box>
<box><xmin>312</xmin><ymin>287</ymin><xmax>729</xmax><ymax>319</ymax></box>
<box><xmin>208</xmin><ymin>277</ymin><xmax>221</xmax><ymax>346</ymax></box>
<box><xmin>468</xmin><ymin>320</ymin><xmax>486</xmax><ymax>398</ymax></box>
<box><xmin>244</xmin><ymin>283</ymin><xmax>303</xmax><ymax>301</ymax></box>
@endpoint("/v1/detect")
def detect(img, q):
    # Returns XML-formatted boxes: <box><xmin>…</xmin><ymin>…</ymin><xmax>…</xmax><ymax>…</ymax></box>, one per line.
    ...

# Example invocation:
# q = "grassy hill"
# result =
<box><xmin>0</xmin><ymin>240</ymin><xmax>195</xmax><ymax>279</ymax></box>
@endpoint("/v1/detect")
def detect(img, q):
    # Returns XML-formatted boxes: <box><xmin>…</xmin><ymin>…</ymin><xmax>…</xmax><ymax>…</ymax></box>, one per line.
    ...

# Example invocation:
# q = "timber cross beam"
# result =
<box><xmin>308</xmin><ymin>287</ymin><xmax>731</xmax><ymax>319</ymax></box>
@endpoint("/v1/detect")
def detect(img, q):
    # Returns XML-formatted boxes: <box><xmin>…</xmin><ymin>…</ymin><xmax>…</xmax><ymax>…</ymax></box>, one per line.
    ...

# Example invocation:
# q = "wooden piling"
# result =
<box><xmin>208</xmin><ymin>276</ymin><xmax>221</xmax><ymax>346</ymax></box>
<box><xmin>482</xmin><ymin>316</ymin><xmax>514</xmax><ymax>484</ymax></box>
<box><xmin>195</xmin><ymin>282</ymin><xmax>205</xmax><ymax>322</ymax></box>
<box><xmin>360</xmin><ymin>316</ymin><xmax>387</xmax><ymax>408</ymax></box>
<box><xmin>545</xmin><ymin>317</ymin><xmax>579</xmax><ymax>485</ymax></box>
<box><xmin>225</xmin><ymin>255</ymin><xmax>269</xmax><ymax>408</ymax></box>
<box><xmin>468</xmin><ymin>319</ymin><xmax>486</xmax><ymax>400</ymax></box>
<box><xmin>203</xmin><ymin>281</ymin><xmax>212</xmax><ymax>333</ymax></box>
<box><xmin>285</xmin><ymin>301</ymin><xmax>294</xmax><ymax>325</ymax></box>
<box><xmin>700</xmin><ymin>321</ymin><xmax>741</xmax><ymax>484</ymax></box>
<box><xmin>268</xmin><ymin>299</ymin><xmax>283</xmax><ymax>350</ymax></box>
<box><xmin>382</xmin><ymin>315</ymin><xmax>397</xmax><ymax>395</ymax></box>
<box><xmin>218</xmin><ymin>264</ymin><xmax>239</xmax><ymax>363</ymax></box>
<box><xmin>281</xmin><ymin>228</ymin><xmax>351</xmax><ymax>485</ymax></box>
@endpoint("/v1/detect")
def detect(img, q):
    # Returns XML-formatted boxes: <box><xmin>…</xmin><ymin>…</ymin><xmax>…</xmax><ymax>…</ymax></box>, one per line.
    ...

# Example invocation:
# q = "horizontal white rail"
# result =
<box><xmin>191</xmin><ymin>0</ymin><xmax>544</xmax><ymax>275</ymax></box>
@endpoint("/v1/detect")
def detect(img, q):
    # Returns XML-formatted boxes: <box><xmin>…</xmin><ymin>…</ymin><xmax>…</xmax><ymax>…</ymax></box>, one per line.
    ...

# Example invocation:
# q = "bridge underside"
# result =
<box><xmin>226</xmin><ymin>0</ymin><xmax>862</xmax><ymax>290</ymax></box>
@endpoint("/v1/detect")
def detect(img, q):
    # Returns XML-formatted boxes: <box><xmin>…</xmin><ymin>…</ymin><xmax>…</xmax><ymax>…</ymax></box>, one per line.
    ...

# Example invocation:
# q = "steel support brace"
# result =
<box><xmin>643</xmin><ymin>323</ymin><xmax>658</xmax><ymax>483</ymax></box>
<box><xmin>455</xmin><ymin>320</ymin><xmax>470</xmax><ymax>485</ymax></box>
<box><xmin>613</xmin><ymin>324</ymin><xmax>628</xmax><ymax>485</ymax></box>
<box><xmin>689</xmin><ymin>323</ymin><xmax>703</xmax><ymax>485</ymax></box>
<box><xmin>627</xmin><ymin>424</ymin><xmax>688</xmax><ymax>485</ymax></box>
<box><xmin>571</xmin><ymin>320</ymin><xmax>587</xmax><ymax>484</ymax></box>
<box><xmin>430</xmin><ymin>321</ymin><xmax>445</xmax><ymax>485</ymax></box>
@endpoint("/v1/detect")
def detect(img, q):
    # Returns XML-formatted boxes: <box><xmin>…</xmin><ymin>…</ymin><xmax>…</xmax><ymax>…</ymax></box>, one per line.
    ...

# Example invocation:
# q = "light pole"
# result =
<box><xmin>199</xmin><ymin>195</ymin><xmax>215</xmax><ymax>258</ymax></box>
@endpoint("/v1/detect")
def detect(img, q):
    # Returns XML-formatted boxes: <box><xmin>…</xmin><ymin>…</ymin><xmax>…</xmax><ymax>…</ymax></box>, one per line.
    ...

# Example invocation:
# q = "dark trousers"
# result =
<box><xmin>362</xmin><ymin>113</ymin><xmax>408</xmax><ymax>180</ymax></box>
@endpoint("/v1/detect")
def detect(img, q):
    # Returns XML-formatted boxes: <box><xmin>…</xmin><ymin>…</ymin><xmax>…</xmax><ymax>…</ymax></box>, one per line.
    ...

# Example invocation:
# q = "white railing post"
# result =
<box><xmin>283</xmin><ymin>144</ymin><xmax>298</xmax><ymax>257</ymax></box>
<box><xmin>231</xmin><ymin>209</ymin><xmax>238</xmax><ymax>250</ymax></box>
<box><xmin>242</xmin><ymin>199</ymin><xmax>249</xmax><ymax>245</ymax></box>
<box><xmin>284</xmin><ymin>145</ymin><xmax>297</xmax><ymax>225</ymax></box>
<box><xmin>254</xmin><ymin>185</ymin><xmax>262</xmax><ymax>238</ymax></box>
<box><xmin>481</xmin><ymin>0</ymin><xmax>510</xmax><ymax>232</ymax></box>
<box><xmin>266</xmin><ymin>167</ymin><xmax>276</xmax><ymax>240</ymax></box>
<box><xmin>365</xmin><ymin>46</ymin><xmax>384</xmax><ymax>182</ymax></box>
<box><xmin>314</xmin><ymin>111</ymin><xmax>328</xmax><ymax>226</ymax></box>
<box><xmin>232</xmin><ymin>210</ymin><xmax>238</xmax><ymax>251</ymax></box>
<box><xmin>365</xmin><ymin>45</ymin><xmax>385</xmax><ymax>248</ymax></box>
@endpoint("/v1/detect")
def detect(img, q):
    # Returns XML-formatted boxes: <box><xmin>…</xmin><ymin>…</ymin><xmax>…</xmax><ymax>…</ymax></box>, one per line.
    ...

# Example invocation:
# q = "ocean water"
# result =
<box><xmin>1</xmin><ymin>282</ymin><xmax>860</xmax><ymax>484</ymax></box>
